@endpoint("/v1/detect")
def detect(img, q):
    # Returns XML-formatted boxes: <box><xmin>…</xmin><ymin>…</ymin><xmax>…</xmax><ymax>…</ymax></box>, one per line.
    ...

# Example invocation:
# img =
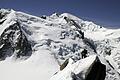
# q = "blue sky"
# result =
<box><xmin>0</xmin><ymin>0</ymin><xmax>120</xmax><ymax>27</ymax></box>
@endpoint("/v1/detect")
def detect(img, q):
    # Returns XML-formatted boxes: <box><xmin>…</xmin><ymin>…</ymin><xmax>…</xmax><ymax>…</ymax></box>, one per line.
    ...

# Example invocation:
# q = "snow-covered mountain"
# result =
<box><xmin>0</xmin><ymin>9</ymin><xmax>120</xmax><ymax>80</ymax></box>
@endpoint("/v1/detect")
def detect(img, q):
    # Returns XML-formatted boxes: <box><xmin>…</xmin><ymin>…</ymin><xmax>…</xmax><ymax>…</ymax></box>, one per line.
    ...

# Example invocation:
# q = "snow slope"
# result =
<box><xmin>0</xmin><ymin>52</ymin><xmax>59</xmax><ymax>80</ymax></box>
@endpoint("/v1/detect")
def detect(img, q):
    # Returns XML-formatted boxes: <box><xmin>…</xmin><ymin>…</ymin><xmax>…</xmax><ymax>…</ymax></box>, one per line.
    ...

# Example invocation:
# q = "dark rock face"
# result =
<box><xmin>64</xmin><ymin>17</ymin><xmax>84</xmax><ymax>39</ymax></box>
<box><xmin>41</xmin><ymin>15</ymin><xmax>47</xmax><ymax>19</ymax></box>
<box><xmin>60</xmin><ymin>59</ymin><xmax>69</xmax><ymax>70</ymax></box>
<box><xmin>85</xmin><ymin>57</ymin><xmax>106</xmax><ymax>80</ymax></box>
<box><xmin>71</xmin><ymin>72</ymin><xmax>81</xmax><ymax>80</ymax></box>
<box><xmin>83</xmin><ymin>38</ymin><xmax>97</xmax><ymax>53</ymax></box>
<box><xmin>81</xmin><ymin>49</ymin><xmax>88</xmax><ymax>58</ymax></box>
<box><xmin>0</xmin><ymin>22</ymin><xmax>32</xmax><ymax>60</ymax></box>
<box><xmin>0</xmin><ymin>12</ymin><xmax>5</xmax><ymax>19</ymax></box>
<box><xmin>0</xmin><ymin>19</ymin><xmax>6</xmax><ymax>24</ymax></box>
<box><xmin>0</xmin><ymin>9</ymin><xmax>10</xmax><ymax>19</ymax></box>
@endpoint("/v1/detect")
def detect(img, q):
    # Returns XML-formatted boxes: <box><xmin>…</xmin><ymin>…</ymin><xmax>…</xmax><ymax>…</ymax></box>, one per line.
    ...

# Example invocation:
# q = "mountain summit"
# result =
<box><xmin>0</xmin><ymin>9</ymin><xmax>120</xmax><ymax>80</ymax></box>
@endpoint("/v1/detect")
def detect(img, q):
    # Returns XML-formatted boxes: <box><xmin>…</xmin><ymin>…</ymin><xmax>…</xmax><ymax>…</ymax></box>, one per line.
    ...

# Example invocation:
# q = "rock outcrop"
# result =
<box><xmin>50</xmin><ymin>55</ymin><xmax>106</xmax><ymax>80</ymax></box>
<box><xmin>0</xmin><ymin>21</ymin><xmax>32</xmax><ymax>60</ymax></box>
<box><xmin>85</xmin><ymin>57</ymin><xmax>106</xmax><ymax>80</ymax></box>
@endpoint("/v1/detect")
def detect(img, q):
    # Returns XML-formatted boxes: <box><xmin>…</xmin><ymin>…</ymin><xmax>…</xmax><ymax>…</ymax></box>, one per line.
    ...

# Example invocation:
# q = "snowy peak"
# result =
<box><xmin>60</xmin><ymin>13</ymin><xmax>83</xmax><ymax>22</ymax></box>
<box><xmin>0</xmin><ymin>9</ymin><xmax>96</xmax><ymax>61</ymax></box>
<box><xmin>0</xmin><ymin>9</ymin><xmax>120</xmax><ymax>80</ymax></box>
<box><xmin>0</xmin><ymin>8</ymin><xmax>104</xmax><ymax>32</ymax></box>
